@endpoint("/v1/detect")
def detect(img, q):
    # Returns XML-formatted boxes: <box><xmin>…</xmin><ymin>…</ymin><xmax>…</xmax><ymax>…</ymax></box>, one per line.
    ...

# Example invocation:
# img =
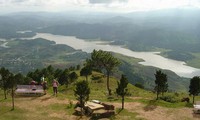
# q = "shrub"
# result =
<box><xmin>135</xmin><ymin>83</ymin><xmax>144</xmax><ymax>89</ymax></box>
<box><xmin>91</xmin><ymin>74</ymin><xmax>103</xmax><ymax>80</ymax></box>
<box><xmin>159</xmin><ymin>95</ymin><xmax>179</xmax><ymax>103</ymax></box>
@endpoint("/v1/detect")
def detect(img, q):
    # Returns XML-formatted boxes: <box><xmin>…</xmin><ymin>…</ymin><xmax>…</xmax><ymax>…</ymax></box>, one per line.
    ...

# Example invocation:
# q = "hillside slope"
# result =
<box><xmin>1</xmin><ymin>73</ymin><xmax>200</xmax><ymax>120</ymax></box>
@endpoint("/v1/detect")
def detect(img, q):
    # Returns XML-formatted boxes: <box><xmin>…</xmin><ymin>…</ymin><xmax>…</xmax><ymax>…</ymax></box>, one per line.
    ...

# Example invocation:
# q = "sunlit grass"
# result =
<box><xmin>0</xmin><ymin>71</ymin><xmax>199</xmax><ymax>120</ymax></box>
<box><xmin>114</xmin><ymin>108</ymin><xmax>144</xmax><ymax>120</ymax></box>
<box><xmin>0</xmin><ymin>104</ymin><xmax>27</xmax><ymax>120</ymax></box>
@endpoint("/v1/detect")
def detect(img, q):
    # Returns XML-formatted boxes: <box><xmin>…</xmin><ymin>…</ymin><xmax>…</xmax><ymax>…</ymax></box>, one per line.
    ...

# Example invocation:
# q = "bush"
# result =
<box><xmin>91</xmin><ymin>74</ymin><xmax>103</xmax><ymax>80</ymax></box>
<box><xmin>91</xmin><ymin>74</ymin><xmax>104</xmax><ymax>83</ymax></box>
<box><xmin>159</xmin><ymin>95</ymin><xmax>179</xmax><ymax>103</ymax></box>
<box><xmin>135</xmin><ymin>83</ymin><xmax>144</xmax><ymax>89</ymax></box>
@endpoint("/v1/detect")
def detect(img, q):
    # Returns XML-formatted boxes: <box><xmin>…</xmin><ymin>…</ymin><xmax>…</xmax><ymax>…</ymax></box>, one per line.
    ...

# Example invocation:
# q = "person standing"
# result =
<box><xmin>42</xmin><ymin>81</ymin><xmax>47</xmax><ymax>95</ymax></box>
<box><xmin>52</xmin><ymin>79</ymin><xmax>58</xmax><ymax>96</ymax></box>
<box><xmin>41</xmin><ymin>75</ymin><xmax>44</xmax><ymax>83</ymax></box>
<box><xmin>30</xmin><ymin>80</ymin><xmax>36</xmax><ymax>90</ymax></box>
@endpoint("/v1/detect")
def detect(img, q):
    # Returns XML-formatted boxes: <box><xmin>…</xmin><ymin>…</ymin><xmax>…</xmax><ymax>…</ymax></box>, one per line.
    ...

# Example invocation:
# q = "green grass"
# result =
<box><xmin>0</xmin><ymin>104</ymin><xmax>27</xmax><ymax>120</ymax></box>
<box><xmin>114</xmin><ymin>108</ymin><xmax>144</xmax><ymax>120</ymax></box>
<box><xmin>136</xmin><ymin>94</ymin><xmax>200</xmax><ymax>108</ymax></box>
<box><xmin>49</xmin><ymin>71</ymin><xmax>152</xmax><ymax>102</ymax></box>
<box><xmin>1</xmin><ymin>71</ymin><xmax>200</xmax><ymax>120</ymax></box>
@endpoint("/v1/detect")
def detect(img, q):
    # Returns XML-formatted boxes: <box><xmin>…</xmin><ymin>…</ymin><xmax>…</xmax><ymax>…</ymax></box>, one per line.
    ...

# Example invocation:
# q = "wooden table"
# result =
<box><xmin>84</xmin><ymin>101</ymin><xmax>104</xmax><ymax>114</ymax></box>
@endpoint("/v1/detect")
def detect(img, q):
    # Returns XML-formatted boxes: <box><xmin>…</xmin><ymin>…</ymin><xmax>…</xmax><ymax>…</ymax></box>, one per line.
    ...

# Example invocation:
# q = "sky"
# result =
<box><xmin>0</xmin><ymin>0</ymin><xmax>200</xmax><ymax>13</ymax></box>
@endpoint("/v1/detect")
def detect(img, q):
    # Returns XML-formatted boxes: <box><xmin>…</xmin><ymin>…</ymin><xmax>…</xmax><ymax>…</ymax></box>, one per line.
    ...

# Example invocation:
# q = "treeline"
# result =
<box><xmin>0</xmin><ymin>65</ymin><xmax>81</xmax><ymax>98</ymax></box>
<box><xmin>0</xmin><ymin>49</ymin><xmax>122</xmax><ymax>100</ymax></box>
<box><xmin>1</xmin><ymin>49</ymin><xmax>200</xmax><ymax>107</ymax></box>
<box><xmin>154</xmin><ymin>70</ymin><xmax>200</xmax><ymax>104</ymax></box>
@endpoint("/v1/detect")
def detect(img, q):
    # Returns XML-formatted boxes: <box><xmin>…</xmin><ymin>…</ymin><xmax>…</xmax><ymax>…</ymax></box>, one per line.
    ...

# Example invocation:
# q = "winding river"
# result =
<box><xmin>30</xmin><ymin>33</ymin><xmax>200</xmax><ymax>78</ymax></box>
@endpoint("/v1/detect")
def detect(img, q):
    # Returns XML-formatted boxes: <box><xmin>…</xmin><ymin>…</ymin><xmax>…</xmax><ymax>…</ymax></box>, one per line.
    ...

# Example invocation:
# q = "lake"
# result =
<box><xmin>30</xmin><ymin>33</ymin><xmax>200</xmax><ymax>78</ymax></box>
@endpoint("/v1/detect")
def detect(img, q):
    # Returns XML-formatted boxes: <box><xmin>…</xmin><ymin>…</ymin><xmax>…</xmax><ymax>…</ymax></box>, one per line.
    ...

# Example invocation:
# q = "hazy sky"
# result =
<box><xmin>0</xmin><ymin>0</ymin><xmax>200</xmax><ymax>13</ymax></box>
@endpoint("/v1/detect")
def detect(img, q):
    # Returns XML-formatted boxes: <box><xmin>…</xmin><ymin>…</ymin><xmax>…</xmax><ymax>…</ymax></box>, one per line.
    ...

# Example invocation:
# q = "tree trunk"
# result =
<box><xmin>80</xmin><ymin>97</ymin><xmax>83</xmax><ymax>117</ymax></box>
<box><xmin>86</xmin><ymin>75</ymin><xmax>88</xmax><ymax>82</ymax></box>
<box><xmin>122</xmin><ymin>96</ymin><xmax>124</xmax><ymax>109</ymax></box>
<box><xmin>12</xmin><ymin>87</ymin><xmax>14</xmax><ymax>110</ymax></box>
<box><xmin>156</xmin><ymin>91</ymin><xmax>159</xmax><ymax>100</ymax></box>
<box><xmin>4</xmin><ymin>89</ymin><xmax>7</xmax><ymax>99</ymax></box>
<box><xmin>156</xmin><ymin>86</ymin><xmax>159</xmax><ymax>100</ymax></box>
<box><xmin>193</xmin><ymin>95</ymin><xmax>195</xmax><ymax>104</ymax></box>
<box><xmin>106</xmin><ymin>71</ymin><xmax>111</xmax><ymax>95</ymax></box>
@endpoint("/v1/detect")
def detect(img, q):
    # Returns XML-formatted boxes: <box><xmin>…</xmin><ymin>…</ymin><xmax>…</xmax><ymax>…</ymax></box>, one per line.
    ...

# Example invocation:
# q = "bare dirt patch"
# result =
<box><xmin>12</xmin><ymin>94</ymin><xmax>200</xmax><ymax>120</ymax></box>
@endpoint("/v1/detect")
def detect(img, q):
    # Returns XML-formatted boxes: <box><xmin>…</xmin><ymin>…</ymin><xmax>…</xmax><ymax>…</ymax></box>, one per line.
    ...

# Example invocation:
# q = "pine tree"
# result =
<box><xmin>80</xmin><ymin>66</ymin><xmax>92</xmax><ymax>81</ymax></box>
<box><xmin>74</xmin><ymin>80</ymin><xmax>90</xmax><ymax>115</ymax></box>
<box><xmin>189</xmin><ymin>76</ymin><xmax>200</xmax><ymax>104</ymax></box>
<box><xmin>154</xmin><ymin>70</ymin><xmax>168</xmax><ymax>100</ymax></box>
<box><xmin>87</xmin><ymin>50</ymin><xmax>120</xmax><ymax>95</ymax></box>
<box><xmin>116</xmin><ymin>74</ymin><xmax>129</xmax><ymax>109</ymax></box>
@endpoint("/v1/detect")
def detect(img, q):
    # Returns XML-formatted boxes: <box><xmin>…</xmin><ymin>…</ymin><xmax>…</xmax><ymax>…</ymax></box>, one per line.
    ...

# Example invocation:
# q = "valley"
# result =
<box><xmin>1</xmin><ymin>8</ymin><xmax>200</xmax><ymax>91</ymax></box>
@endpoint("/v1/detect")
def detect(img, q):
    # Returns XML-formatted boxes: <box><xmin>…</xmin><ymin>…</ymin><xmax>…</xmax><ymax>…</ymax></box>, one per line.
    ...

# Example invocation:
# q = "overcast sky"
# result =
<box><xmin>0</xmin><ymin>0</ymin><xmax>200</xmax><ymax>13</ymax></box>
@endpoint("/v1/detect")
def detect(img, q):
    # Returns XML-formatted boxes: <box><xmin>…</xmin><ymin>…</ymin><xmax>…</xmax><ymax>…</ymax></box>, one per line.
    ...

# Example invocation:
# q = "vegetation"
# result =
<box><xmin>80</xmin><ymin>65</ymin><xmax>92</xmax><ymax>81</ymax></box>
<box><xmin>189</xmin><ymin>76</ymin><xmax>200</xmax><ymax>104</ymax></box>
<box><xmin>0</xmin><ymin>66</ymin><xmax>200</xmax><ymax>119</ymax></box>
<box><xmin>87</xmin><ymin>50</ymin><xmax>121</xmax><ymax>95</ymax></box>
<box><xmin>0</xmin><ymin>72</ymin><xmax>200</xmax><ymax>120</ymax></box>
<box><xmin>0</xmin><ymin>67</ymin><xmax>10</xmax><ymax>99</ymax></box>
<box><xmin>0</xmin><ymin>33</ymin><xmax>192</xmax><ymax>92</ymax></box>
<box><xmin>1</xmin><ymin>9</ymin><xmax>200</xmax><ymax>119</ymax></box>
<box><xmin>116</xmin><ymin>74</ymin><xmax>129</xmax><ymax>109</ymax></box>
<box><xmin>0</xmin><ymin>38</ymin><xmax>88</xmax><ymax>74</ymax></box>
<box><xmin>74</xmin><ymin>80</ymin><xmax>90</xmax><ymax>115</ymax></box>
<box><xmin>154</xmin><ymin>70</ymin><xmax>168</xmax><ymax>100</ymax></box>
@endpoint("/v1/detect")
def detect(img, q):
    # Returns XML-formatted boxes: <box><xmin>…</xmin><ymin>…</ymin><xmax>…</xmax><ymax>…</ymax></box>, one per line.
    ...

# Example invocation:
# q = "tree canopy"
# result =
<box><xmin>189</xmin><ymin>76</ymin><xmax>200</xmax><ymax>104</ymax></box>
<box><xmin>87</xmin><ymin>49</ymin><xmax>121</xmax><ymax>95</ymax></box>
<box><xmin>0</xmin><ymin>67</ymin><xmax>11</xmax><ymax>99</ymax></box>
<box><xmin>80</xmin><ymin>66</ymin><xmax>92</xmax><ymax>81</ymax></box>
<box><xmin>74</xmin><ymin>80</ymin><xmax>90</xmax><ymax>115</ymax></box>
<box><xmin>116</xmin><ymin>74</ymin><xmax>129</xmax><ymax>109</ymax></box>
<box><xmin>154</xmin><ymin>70</ymin><xmax>168</xmax><ymax>100</ymax></box>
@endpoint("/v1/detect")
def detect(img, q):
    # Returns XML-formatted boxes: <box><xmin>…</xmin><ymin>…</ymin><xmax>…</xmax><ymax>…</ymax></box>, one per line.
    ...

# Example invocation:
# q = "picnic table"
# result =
<box><xmin>193</xmin><ymin>101</ymin><xmax>200</xmax><ymax>114</ymax></box>
<box><xmin>15</xmin><ymin>85</ymin><xmax>44</xmax><ymax>96</ymax></box>
<box><xmin>85</xmin><ymin>101</ymin><xmax>105</xmax><ymax>114</ymax></box>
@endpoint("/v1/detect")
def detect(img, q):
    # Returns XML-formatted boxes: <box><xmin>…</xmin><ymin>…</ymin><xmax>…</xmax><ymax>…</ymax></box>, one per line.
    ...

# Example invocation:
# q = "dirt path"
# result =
<box><xmin>11</xmin><ymin>94</ymin><xmax>200</xmax><ymax>120</ymax></box>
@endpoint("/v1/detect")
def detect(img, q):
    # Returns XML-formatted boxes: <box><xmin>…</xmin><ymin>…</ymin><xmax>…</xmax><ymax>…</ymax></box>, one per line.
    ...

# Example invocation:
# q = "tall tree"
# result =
<box><xmin>80</xmin><ymin>66</ymin><xmax>92</xmax><ymax>81</ymax></box>
<box><xmin>116</xmin><ymin>74</ymin><xmax>129</xmax><ymax>109</ymax></box>
<box><xmin>14</xmin><ymin>73</ymin><xmax>24</xmax><ymax>85</ymax></box>
<box><xmin>0</xmin><ymin>67</ymin><xmax>10</xmax><ymax>99</ymax></box>
<box><xmin>87</xmin><ymin>50</ymin><xmax>120</xmax><ymax>95</ymax></box>
<box><xmin>189</xmin><ymin>76</ymin><xmax>200</xmax><ymax>104</ymax></box>
<box><xmin>7</xmin><ymin>73</ymin><xmax>17</xmax><ymax>110</ymax></box>
<box><xmin>69</xmin><ymin>72</ymin><xmax>78</xmax><ymax>83</ymax></box>
<box><xmin>58</xmin><ymin>69</ymin><xmax>69</xmax><ymax>85</ymax></box>
<box><xmin>54</xmin><ymin>68</ymin><xmax>63</xmax><ymax>79</ymax></box>
<box><xmin>74</xmin><ymin>80</ymin><xmax>90</xmax><ymax>115</ymax></box>
<box><xmin>76</xmin><ymin>65</ymin><xmax>80</xmax><ymax>70</ymax></box>
<box><xmin>154</xmin><ymin>70</ymin><xmax>168</xmax><ymax>100</ymax></box>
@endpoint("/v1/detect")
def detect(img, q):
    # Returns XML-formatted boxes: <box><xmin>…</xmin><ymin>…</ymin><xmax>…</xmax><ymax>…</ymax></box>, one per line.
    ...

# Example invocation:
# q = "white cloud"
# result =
<box><xmin>0</xmin><ymin>0</ymin><xmax>200</xmax><ymax>13</ymax></box>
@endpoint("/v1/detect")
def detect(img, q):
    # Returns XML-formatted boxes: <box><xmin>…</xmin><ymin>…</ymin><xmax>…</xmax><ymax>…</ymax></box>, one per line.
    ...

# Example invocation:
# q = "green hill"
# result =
<box><xmin>1</xmin><ymin>71</ymin><xmax>200</xmax><ymax>120</ymax></box>
<box><xmin>114</xmin><ymin>54</ymin><xmax>190</xmax><ymax>92</ymax></box>
<box><xmin>0</xmin><ymin>38</ymin><xmax>190</xmax><ymax>91</ymax></box>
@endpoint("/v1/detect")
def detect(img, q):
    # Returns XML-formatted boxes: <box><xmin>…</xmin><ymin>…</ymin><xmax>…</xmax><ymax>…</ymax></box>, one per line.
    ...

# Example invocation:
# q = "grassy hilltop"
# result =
<box><xmin>1</xmin><ymin>71</ymin><xmax>200</xmax><ymax>120</ymax></box>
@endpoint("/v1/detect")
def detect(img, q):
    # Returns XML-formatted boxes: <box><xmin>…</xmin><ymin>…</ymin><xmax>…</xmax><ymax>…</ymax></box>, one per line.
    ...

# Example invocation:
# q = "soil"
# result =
<box><xmin>10</xmin><ymin>94</ymin><xmax>200</xmax><ymax>120</ymax></box>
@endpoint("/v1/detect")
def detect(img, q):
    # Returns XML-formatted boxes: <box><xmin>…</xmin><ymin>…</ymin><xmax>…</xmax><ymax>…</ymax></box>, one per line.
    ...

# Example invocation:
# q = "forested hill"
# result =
<box><xmin>36</xmin><ymin>8</ymin><xmax>200</xmax><ymax>62</ymax></box>
<box><xmin>1</xmin><ymin>9</ymin><xmax>200</xmax><ymax>61</ymax></box>
<box><xmin>0</xmin><ymin>8</ymin><xmax>199</xmax><ymax>91</ymax></box>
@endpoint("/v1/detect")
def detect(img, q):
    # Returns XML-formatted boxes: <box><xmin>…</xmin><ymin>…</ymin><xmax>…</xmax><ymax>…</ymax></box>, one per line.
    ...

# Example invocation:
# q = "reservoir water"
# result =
<box><xmin>30</xmin><ymin>33</ymin><xmax>200</xmax><ymax>78</ymax></box>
